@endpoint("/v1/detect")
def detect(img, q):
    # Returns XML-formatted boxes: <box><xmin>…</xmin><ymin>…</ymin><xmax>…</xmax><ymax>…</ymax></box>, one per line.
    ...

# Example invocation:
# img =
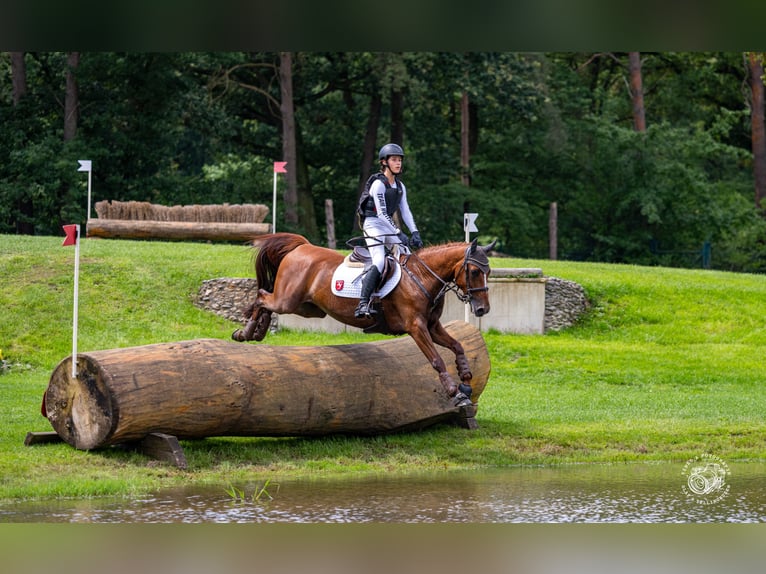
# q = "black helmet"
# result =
<box><xmin>378</xmin><ymin>143</ymin><xmax>404</xmax><ymax>160</ymax></box>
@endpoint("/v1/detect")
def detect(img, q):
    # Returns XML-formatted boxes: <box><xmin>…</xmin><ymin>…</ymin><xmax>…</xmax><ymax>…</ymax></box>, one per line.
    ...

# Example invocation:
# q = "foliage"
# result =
<box><xmin>1</xmin><ymin>51</ymin><xmax>765</xmax><ymax>270</ymax></box>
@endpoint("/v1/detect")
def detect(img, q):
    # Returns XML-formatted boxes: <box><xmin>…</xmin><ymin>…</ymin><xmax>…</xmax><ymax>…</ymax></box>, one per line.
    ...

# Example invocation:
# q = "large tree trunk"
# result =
<box><xmin>10</xmin><ymin>51</ymin><xmax>33</xmax><ymax>234</ymax></box>
<box><xmin>391</xmin><ymin>87</ymin><xmax>404</xmax><ymax>145</ymax></box>
<box><xmin>628</xmin><ymin>52</ymin><xmax>646</xmax><ymax>132</ymax></box>
<box><xmin>353</xmin><ymin>92</ymin><xmax>382</xmax><ymax>233</ymax></box>
<box><xmin>10</xmin><ymin>52</ymin><xmax>27</xmax><ymax>105</ymax></box>
<box><xmin>748</xmin><ymin>52</ymin><xmax>766</xmax><ymax>210</ymax></box>
<box><xmin>279</xmin><ymin>52</ymin><xmax>299</xmax><ymax>227</ymax></box>
<box><xmin>461</xmin><ymin>91</ymin><xmax>470</xmax><ymax>186</ymax></box>
<box><xmin>294</xmin><ymin>120</ymin><xmax>319</xmax><ymax>241</ymax></box>
<box><xmin>43</xmin><ymin>321</ymin><xmax>490</xmax><ymax>450</ymax></box>
<box><xmin>64</xmin><ymin>52</ymin><xmax>80</xmax><ymax>141</ymax></box>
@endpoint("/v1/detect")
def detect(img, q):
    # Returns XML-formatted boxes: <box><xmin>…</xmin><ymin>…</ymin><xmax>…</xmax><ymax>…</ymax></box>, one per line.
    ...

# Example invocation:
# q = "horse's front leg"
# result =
<box><xmin>407</xmin><ymin>320</ymin><xmax>461</xmax><ymax>400</ymax></box>
<box><xmin>429</xmin><ymin>321</ymin><xmax>474</xmax><ymax>399</ymax></box>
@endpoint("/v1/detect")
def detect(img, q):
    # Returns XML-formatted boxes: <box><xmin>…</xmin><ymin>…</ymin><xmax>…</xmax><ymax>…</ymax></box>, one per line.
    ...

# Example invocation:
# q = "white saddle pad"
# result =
<box><xmin>331</xmin><ymin>260</ymin><xmax>401</xmax><ymax>299</ymax></box>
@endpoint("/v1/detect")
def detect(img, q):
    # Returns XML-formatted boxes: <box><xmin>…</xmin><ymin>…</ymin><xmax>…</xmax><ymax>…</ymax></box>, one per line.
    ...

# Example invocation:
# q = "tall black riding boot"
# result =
<box><xmin>354</xmin><ymin>267</ymin><xmax>381</xmax><ymax>318</ymax></box>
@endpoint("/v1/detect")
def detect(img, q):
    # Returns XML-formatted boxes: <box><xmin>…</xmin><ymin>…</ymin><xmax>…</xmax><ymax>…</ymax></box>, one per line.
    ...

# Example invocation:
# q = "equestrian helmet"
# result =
<box><xmin>378</xmin><ymin>143</ymin><xmax>404</xmax><ymax>160</ymax></box>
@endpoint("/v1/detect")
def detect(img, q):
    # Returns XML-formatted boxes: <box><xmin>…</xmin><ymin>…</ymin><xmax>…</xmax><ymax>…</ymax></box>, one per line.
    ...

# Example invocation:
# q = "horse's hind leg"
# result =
<box><xmin>232</xmin><ymin>301</ymin><xmax>272</xmax><ymax>342</ymax></box>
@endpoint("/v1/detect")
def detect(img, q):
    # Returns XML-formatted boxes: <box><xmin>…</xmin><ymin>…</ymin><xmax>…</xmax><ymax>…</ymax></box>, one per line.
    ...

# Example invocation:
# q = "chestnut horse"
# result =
<box><xmin>232</xmin><ymin>233</ymin><xmax>494</xmax><ymax>405</ymax></box>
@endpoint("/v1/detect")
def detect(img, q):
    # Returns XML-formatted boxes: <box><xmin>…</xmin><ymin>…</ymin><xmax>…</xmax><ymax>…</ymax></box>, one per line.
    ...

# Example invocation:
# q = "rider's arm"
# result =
<box><xmin>397</xmin><ymin>182</ymin><xmax>418</xmax><ymax>233</ymax></box>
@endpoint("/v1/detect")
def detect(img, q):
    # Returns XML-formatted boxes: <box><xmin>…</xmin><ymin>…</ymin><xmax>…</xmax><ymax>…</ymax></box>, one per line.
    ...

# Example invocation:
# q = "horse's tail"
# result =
<box><xmin>253</xmin><ymin>232</ymin><xmax>309</xmax><ymax>291</ymax></box>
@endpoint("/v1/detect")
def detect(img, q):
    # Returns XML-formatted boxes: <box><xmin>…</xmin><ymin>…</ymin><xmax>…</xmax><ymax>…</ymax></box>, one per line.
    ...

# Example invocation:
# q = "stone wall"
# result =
<box><xmin>196</xmin><ymin>278</ymin><xmax>257</xmax><ymax>324</ymax></box>
<box><xmin>195</xmin><ymin>275</ymin><xmax>590</xmax><ymax>333</ymax></box>
<box><xmin>544</xmin><ymin>277</ymin><xmax>589</xmax><ymax>332</ymax></box>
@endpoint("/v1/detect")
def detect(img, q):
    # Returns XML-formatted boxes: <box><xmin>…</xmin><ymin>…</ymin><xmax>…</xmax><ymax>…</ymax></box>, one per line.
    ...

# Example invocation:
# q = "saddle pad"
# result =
<box><xmin>331</xmin><ymin>261</ymin><xmax>401</xmax><ymax>299</ymax></box>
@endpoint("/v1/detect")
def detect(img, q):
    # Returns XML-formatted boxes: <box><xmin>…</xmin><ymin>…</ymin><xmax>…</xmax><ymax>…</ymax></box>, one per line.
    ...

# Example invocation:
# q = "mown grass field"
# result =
<box><xmin>1</xmin><ymin>234</ymin><xmax>765</xmax><ymax>501</ymax></box>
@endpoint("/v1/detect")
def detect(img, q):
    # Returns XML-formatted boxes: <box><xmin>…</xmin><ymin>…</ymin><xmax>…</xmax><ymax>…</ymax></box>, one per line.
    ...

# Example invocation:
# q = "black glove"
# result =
<box><xmin>410</xmin><ymin>231</ymin><xmax>423</xmax><ymax>249</ymax></box>
<box><xmin>396</xmin><ymin>231</ymin><xmax>409</xmax><ymax>247</ymax></box>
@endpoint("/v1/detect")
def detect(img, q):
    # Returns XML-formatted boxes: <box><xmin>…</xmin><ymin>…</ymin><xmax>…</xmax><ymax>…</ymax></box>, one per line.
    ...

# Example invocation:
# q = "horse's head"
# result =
<box><xmin>458</xmin><ymin>238</ymin><xmax>496</xmax><ymax>317</ymax></box>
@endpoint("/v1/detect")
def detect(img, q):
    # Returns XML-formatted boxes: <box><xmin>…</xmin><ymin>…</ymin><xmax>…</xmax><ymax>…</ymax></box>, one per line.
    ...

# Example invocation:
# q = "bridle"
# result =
<box><xmin>401</xmin><ymin>244</ymin><xmax>490</xmax><ymax>311</ymax></box>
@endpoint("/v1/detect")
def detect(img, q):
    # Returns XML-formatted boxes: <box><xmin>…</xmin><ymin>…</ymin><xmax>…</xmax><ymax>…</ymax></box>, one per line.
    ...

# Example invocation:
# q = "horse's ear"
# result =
<box><xmin>482</xmin><ymin>239</ymin><xmax>498</xmax><ymax>254</ymax></box>
<box><xmin>470</xmin><ymin>238</ymin><xmax>479</xmax><ymax>253</ymax></box>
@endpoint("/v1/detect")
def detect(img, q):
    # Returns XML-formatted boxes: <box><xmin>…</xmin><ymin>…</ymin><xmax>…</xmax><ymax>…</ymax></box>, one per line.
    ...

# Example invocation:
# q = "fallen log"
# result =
<box><xmin>43</xmin><ymin>321</ymin><xmax>490</xmax><ymax>450</ymax></box>
<box><xmin>86</xmin><ymin>219</ymin><xmax>271</xmax><ymax>242</ymax></box>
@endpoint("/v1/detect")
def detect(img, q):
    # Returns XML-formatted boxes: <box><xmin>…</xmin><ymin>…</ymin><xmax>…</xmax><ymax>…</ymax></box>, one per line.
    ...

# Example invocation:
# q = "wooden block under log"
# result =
<box><xmin>43</xmin><ymin>321</ymin><xmax>491</xmax><ymax>451</ymax></box>
<box><xmin>24</xmin><ymin>431</ymin><xmax>63</xmax><ymax>446</ymax></box>
<box><xmin>129</xmin><ymin>433</ymin><xmax>188</xmax><ymax>469</ymax></box>
<box><xmin>86</xmin><ymin>219</ymin><xmax>271</xmax><ymax>242</ymax></box>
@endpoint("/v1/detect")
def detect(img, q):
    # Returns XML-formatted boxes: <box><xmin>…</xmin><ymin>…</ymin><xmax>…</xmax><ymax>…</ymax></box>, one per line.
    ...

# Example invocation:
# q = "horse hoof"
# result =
<box><xmin>453</xmin><ymin>391</ymin><xmax>472</xmax><ymax>407</ymax></box>
<box><xmin>232</xmin><ymin>329</ymin><xmax>244</xmax><ymax>342</ymax></box>
<box><xmin>458</xmin><ymin>383</ymin><xmax>473</xmax><ymax>399</ymax></box>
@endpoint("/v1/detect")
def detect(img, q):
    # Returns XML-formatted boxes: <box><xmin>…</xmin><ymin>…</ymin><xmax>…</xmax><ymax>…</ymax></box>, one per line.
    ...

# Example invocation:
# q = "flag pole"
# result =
<box><xmin>272</xmin><ymin>169</ymin><xmax>278</xmax><ymax>233</ymax></box>
<box><xmin>62</xmin><ymin>224</ymin><xmax>81</xmax><ymax>378</ymax></box>
<box><xmin>272</xmin><ymin>162</ymin><xmax>287</xmax><ymax>233</ymax></box>
<box><xmin>72</xmin><ymin>225</ymin><xmax>80</xmax><ymax>378</ymax></box>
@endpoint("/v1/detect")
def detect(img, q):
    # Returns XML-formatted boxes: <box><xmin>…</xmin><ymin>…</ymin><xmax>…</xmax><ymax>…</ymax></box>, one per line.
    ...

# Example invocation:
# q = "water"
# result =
<box><xmin>2</xmin><ymin>461</ymin><xmax>764</xmax><ymax>523</ymax></box>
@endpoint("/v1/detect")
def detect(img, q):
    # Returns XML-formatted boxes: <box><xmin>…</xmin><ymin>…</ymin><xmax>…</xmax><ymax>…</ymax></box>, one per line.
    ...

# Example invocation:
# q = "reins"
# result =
<box><xmin>401</xmin><ymin>245</ymin><xmax>489</xmax><ymax>312</ymax></box>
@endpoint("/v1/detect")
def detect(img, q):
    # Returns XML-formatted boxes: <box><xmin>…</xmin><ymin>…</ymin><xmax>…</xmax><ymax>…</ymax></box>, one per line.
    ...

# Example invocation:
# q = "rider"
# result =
<box><xmin>355</xmin><ymin>143</ymin><xmax>423</xmax><ymax>319</ymax></box>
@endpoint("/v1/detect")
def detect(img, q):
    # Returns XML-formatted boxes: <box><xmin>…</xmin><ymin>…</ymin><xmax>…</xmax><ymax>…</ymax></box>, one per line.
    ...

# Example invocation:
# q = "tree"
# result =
<box><xmin>628</xmin><ymin>52</ymin><xmax>646</xmax><ymax>132</ymax></box>
<box><xmin>748</xmin><ymin>52</ymin><xmax>766</xmax><ymax>210</ymax></box>
<box><xmin>64</xmin><ymin>52</ymin><xmax>79</xmax><ymax>141</ymax></box>
<box><xmin>279</xmin><ymin>52</ymin><xmax>299</xmax><ymax>227</ymax></box>
<box><xmin>10</xmin><ymin>52</ymin><xmax>26</xmax><ymax>105</ymax></box>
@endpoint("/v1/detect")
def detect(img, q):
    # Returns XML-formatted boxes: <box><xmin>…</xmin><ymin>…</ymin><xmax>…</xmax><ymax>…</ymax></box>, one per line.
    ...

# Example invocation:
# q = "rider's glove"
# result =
<box><xmin>396</xmin><ymin>231</ymin><xmax>409</xmax><ymax>247</ymax></box>
<box><xmin>410</xmin><ymin>231</ymin><xmax>423</xmax><ymax>249</ymax></box>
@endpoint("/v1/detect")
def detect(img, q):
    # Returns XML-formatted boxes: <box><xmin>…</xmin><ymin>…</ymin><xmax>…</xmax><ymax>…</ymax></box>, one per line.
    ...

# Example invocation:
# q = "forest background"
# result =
<box><xmin>3</xmin><ymin>51</ymin><xmax>766</xmax><ymax>272</ymax></box>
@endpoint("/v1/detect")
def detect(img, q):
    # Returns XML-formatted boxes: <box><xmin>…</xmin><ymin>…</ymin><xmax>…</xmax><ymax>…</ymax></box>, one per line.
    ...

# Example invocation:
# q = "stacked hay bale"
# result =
<box><xmin>88</xmin><ymin>200</ymin><xmax>270</xmax><ymax>241</ymax></box>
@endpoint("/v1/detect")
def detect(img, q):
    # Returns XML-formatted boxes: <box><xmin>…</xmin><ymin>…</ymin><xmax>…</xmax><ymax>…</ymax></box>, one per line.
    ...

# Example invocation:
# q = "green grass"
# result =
<box><xmin>1</xmin><ymin>234</ymin><xmax>765</xmax><ymax>501</ymax></box>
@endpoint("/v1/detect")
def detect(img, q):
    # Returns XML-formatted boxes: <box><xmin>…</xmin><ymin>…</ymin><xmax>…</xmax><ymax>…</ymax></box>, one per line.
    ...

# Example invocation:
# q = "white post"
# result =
<box><xmin>78</xmin><ymin>160</ymin><xmax>92</xmax><ymax>220</ymax></box>
<box><xmin>464</xmin><ymin>220</ymin><xmax>470</xmax><ymax>323</ymax></box>
<box><xmin>71</xmin><ymin>225</ymin><xmax>81</xmax><ymax>378</ymax></box>
<box><xmin>463</xmin><ymin>212</ymin><xmax>479</xmax><ymax>323</ymax></box>
<box><xmin>87</xmin><ymin>168</ymin><xmax>92</xmax><ymax>220</ymax></box>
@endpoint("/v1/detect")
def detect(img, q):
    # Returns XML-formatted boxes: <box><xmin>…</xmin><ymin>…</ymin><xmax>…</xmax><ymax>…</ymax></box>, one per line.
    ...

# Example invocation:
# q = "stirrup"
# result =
<box><xmin>354</xmin><ymin>300</ymin><xmax>376</xmax><ymax>318</ymax></box>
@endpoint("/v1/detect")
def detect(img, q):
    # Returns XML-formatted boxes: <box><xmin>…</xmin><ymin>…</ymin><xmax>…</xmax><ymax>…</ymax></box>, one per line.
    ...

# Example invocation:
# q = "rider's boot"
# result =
<box><xmin>354</xmin><ymin>266</ymin><xmax>381</xmax><ymax>318</ymax></box>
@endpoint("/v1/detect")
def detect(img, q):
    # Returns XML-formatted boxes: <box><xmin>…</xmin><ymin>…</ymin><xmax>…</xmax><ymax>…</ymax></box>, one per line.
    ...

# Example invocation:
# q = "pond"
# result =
<box><xmin>2</xmin><ymin>459</ymin><xmax>763</xmax><ymax>523</ymax></box>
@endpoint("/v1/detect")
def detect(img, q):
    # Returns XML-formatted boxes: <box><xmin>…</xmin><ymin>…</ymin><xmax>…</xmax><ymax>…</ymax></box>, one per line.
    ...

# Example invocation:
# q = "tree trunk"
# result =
<box><xmin>279</xmin><ymin>52</ymin><xmax>299</xmax><ymax>226</ymax></box>
<box><xmin>294</xmin><ymin>121</ymin><xmax>319</xmax><ymax>241</ymax></box>
<box><xmin>353</xmin><ymin>92</ymin><xmax>382</xmax><ymax>233</ymax></box>
<box><xmin>43</xmin><ymin>321</ymin><xmax>490</xmax><ymax>449</ymax></box>
<box><xmin>64</xmin><ymin>52</ymin><xmax>80</xmax><ymax>141</ymax></box>
<box><xmin>461</xmin><ymin>91</ymin><xmax>470</xmax><ymax>186</ymax></box>
<box><xmin>748</xmin><ymin>52</ymin><xmax>766</xmax><ymax>210</ymax></box>
<box><xmin>549</xmin><ymin>201</ymin><xmax>558</xmax><ymax>260</ymax></box>
<box><xmin>10</xmin><ymin>51</ymin><xmax>33</xmax><ymax>234</ymax></box>
<box><xmin>10</xmin><ymin>52</ymin><xmax>27</xmax><ymax>105</ymax></box>
<box><xmin>391</xmin><ymin>87</ymin><xmax>404</xmax><ymax>145</ymax></box>
<box><xmin>628</xmin><ymin>52</ymin><xmax>646</xmax><ymax>132</ymax></box>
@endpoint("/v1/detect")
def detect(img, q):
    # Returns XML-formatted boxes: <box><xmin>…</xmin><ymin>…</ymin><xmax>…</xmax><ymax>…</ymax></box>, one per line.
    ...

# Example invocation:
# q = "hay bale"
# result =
<box><xmin>92</xmin><ymin>200</ymin><xmax>270</xmax><ymax>224</ymax></box>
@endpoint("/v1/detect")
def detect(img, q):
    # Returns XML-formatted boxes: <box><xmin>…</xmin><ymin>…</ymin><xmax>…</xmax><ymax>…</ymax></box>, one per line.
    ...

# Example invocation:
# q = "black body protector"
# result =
<box><xmin>357</xmin><ymin>173</ymin><xmax>403</xmax><ymax>222</ymax></box>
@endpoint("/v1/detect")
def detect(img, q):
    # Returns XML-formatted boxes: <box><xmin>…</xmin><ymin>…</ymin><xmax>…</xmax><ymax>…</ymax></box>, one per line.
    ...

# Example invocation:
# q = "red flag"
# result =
<box><xmin>62</xmin><ymin>224</ymin><xmax>78</xmax><ymax>246</ymax></box>
<box><xmin>273</xmin><ymin>161</ymin><xmax>287</xmax><ymax>173</ymax></box>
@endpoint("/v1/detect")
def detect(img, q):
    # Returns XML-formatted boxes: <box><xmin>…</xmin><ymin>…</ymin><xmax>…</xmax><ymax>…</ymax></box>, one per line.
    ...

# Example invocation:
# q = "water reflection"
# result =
<box><xmin>2</xmin><ymin>462</ymin><xmax>764</xmax><ymax>523</ymax></box>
